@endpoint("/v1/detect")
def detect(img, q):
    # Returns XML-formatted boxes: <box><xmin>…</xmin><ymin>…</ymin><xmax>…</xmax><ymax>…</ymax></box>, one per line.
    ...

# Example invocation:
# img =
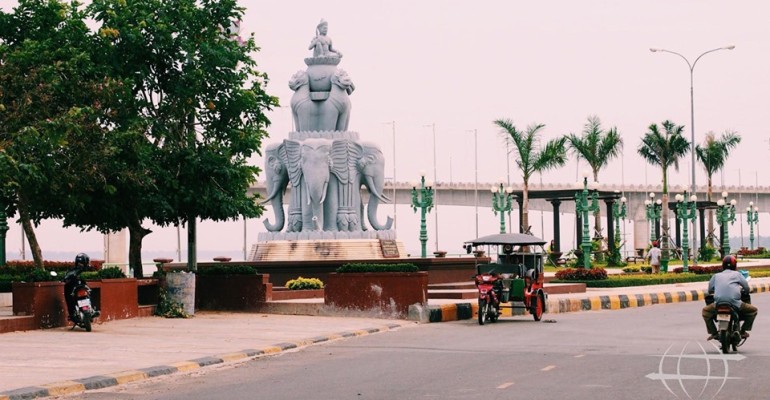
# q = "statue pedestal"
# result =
<box><xmin>249</xmin><ymin>237</ymin><xmax>406</xmax><ymax>262</ymax></box>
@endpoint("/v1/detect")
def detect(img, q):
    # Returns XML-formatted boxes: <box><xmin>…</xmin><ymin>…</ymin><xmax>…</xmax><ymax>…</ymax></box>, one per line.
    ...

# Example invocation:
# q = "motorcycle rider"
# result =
<box><xmin>64</xmin><ymin>253</ymin><xmax>91</xmax><ymax>322</ymax></box>
<box><xmin>702</xmin><ymin>255</ymin><xmax>758</xmax><ymax>341</ymax></box>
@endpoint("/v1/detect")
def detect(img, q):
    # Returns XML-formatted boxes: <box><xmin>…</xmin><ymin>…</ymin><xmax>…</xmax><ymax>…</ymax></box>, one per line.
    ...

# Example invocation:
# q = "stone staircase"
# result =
<box><xmin>249</xmin><ymin>239</ymin><xmax>408</xmax><ymax>261</ymax></box>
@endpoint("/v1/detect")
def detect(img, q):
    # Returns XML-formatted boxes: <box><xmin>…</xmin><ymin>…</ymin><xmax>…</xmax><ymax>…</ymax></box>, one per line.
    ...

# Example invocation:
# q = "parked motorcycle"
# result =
<box><xmin>706</xmin><ymin>292</ymin><xmax>750</xmax><ymax>354</ymax></box>
<box><xmin>474</xmin><ymin>271</ymin><xmax>502</xmax><ymax>325</ymax></box>
<box><xmin>60</xmin><ymin>267</ymin><xmax>99</xmax><ymax>332</ymax></box>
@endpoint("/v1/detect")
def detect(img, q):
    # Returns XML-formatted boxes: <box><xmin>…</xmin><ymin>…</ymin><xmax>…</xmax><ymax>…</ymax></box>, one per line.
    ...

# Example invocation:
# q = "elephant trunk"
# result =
<box><xmin>262</xmin><ymin>179</ymin><xmax>286</xmax><ymax>232</ymax></box>
<box><xmin>366</xmin><ymin>175</ymin><xmax>393</xmax><ymax>230</ymax></box>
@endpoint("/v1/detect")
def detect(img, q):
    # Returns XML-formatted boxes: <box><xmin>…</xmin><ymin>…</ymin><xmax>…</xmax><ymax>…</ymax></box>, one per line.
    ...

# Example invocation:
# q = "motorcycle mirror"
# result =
<box><xmin>49</xmin><ymin>271</ymin><xmax>58</xmax><ymax>277</ymax></box>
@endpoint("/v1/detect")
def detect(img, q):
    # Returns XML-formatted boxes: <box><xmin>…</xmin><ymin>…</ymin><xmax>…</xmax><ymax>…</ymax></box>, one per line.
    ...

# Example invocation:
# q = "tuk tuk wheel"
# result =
<box><xmin>531</xmin><ymin>292</ymin><xmax>544</xmax><ymax>321</ymax></box>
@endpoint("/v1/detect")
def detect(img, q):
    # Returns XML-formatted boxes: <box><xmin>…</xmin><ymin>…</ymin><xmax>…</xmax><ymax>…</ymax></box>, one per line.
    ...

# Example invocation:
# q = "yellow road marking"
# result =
<box><xmin>170</xmin><ymin>361</ymin><xmax>200</xmax><ymax>372</ymax></box>
<box><xmin>110</xmin><ymin>370</ymin><xmax>147</xmax><ymax>384</ymax></box>
<box><xmin>41</xmin><ymin>381</ymin><xmax>86</xmax><ymax>396</ymax></box>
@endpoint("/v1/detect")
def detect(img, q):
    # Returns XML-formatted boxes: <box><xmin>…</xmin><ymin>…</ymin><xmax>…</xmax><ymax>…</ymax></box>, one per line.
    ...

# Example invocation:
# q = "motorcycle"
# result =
<box><xmin>474</xmin><ymin>271</ymin><xmax>502</xmax><ymax>325</ymax></box>
<box><xmin>59</xmin><ymin>268</ymin><xmax>99</xmax><ymax>332</ymax></box>
<box><xmin>706</xmin><ymin>292</ymin><xmax>750</xmax><ymax>354</ymax></box>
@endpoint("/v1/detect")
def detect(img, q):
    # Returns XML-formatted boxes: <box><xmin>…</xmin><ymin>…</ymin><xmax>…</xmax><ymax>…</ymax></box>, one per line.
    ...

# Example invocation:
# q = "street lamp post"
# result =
<box><xmin>650</xmin><ymin>45</ymin><xmax>735</xmax><ymax>265</ymax></box>
<box><xmin>491</xmin><ymin>181</ymin><xmax>514</xmax><ymax>234</ymax></box>
<box><xmin>716</xmin><ymin>191</ymin><xmax>737</xmax><ymax>257</ymax></box>
<box><xmin>612</xmin><ymin>194</ymin><xmax>627</xmax><ymax>263</ymax></box>
<box><xmin>575</xmin><ymin>171</ymin><xmax>599</xmax><ymax>269</ymax></box>
<box><xmin>411</xmin><ymin>172</ymin><xmax>434</xmax><ymax>258</ymax></box>
<box><xmin>747</xmin><ymin>202</ymin><xmax>759</xmax><ymax>250</ymax></box>
<box><xmin>644</xmin><ymin>192</ymin><xmax>662</xmax><ymax>244</ymax></box>
<box><xmin>675</xmin><ymin>190</ymin><xmax>698</xmax><ymax>272</ymax></box>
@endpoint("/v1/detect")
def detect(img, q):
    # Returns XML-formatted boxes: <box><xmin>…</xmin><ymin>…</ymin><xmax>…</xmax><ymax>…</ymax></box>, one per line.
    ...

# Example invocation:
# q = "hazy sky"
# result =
<box><xmin>3</xmin><ymin>1</ymin><xmax>769</xmax><ymax>261</ymax></box>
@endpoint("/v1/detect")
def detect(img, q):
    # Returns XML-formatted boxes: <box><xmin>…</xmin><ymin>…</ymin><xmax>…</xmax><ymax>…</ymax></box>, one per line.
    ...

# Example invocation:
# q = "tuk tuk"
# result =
<box><xmin>464</xmin><ymin>233</ymin><xmax>547</xmax><ymax>325</ymax></box>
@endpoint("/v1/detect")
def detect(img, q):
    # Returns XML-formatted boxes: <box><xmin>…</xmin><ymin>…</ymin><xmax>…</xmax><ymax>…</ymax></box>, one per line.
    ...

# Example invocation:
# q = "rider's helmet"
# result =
<box><xmin>74</xmin><ymin>253</ymin><xmax>90</xmax><ymax>269</ymax></box>
<box><xmin>722</xmin><ymin>255</ymin><xmax>737</xmax><ymax>270</ymax></box>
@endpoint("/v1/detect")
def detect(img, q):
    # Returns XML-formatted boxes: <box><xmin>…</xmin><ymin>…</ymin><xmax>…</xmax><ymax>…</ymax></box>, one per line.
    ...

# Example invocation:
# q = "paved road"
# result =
<box><xmin>65</xmin><ymin>295</ymin><xmax>770</xmax><ymax>400</ymax></box>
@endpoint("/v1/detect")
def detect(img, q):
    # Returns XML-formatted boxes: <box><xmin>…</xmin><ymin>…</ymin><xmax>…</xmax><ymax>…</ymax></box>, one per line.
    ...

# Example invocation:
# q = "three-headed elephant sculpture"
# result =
<box><xmin>289</xmin><ymin>69</ymin><xmax>354</xmax><ymax>132</ymax></box>
<box><xmin>261</xmin><ymin>138</ymin><xmax>393</xmax><ymax>234</ymax></box>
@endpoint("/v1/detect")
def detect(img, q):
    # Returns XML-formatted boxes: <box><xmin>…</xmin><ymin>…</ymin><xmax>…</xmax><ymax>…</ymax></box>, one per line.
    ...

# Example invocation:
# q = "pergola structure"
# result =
<box><xmin>508</xmin><ymin>189</ymin><xmax>622</xmax><ymax>256</ymax></box>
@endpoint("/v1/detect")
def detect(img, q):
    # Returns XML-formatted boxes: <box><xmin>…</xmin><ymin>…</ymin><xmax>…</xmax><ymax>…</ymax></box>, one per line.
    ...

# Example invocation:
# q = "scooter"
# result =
<box><xmin>706</xmin><ymin>292</ymin><xmax>750</xmax><ymax>354</ymax></box>
<box><xmin>60</xmin><ymin>268</ymin><xmax>99</xmax><ymax>332</ymax></box>
<box><xmin>474</xmin><ymin>271</ymin><xmax>501</xmax><ymax>325</ymax></box>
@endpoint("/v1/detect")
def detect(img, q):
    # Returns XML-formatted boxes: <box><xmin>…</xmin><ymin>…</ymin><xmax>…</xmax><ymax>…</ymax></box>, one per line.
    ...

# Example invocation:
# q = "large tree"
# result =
<box><xmin>695</xmin><ymin>131</ymin><xmax>742</xmax><ymax>246</ymax></box>
<box><xmin>0</xmin><ymin>0</ymin><xmax>111</xmax><ymax>268</ymax></box>
<box><xmin>565</xmin><ymin>115</ymin><xmax>623</xmax><ymax>243</ymax></box>
<box><xmin>494</xmin><ymin>119</ymin><xmax>568</xmax><ymax>235</ymax></box>
<box><xmin>637</xmin><ymin>120</ymin><xmax>690</xmax><ymax>272</ymax></box>
<box><xmin>84</xmin><ymin>0</ymin><xmax>278</xmax><ymax>276</ymax></box>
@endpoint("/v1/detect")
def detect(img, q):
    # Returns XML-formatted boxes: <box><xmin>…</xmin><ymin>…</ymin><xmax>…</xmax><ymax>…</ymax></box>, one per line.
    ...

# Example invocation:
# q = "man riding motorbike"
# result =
<box><xmin>702</xmin><ymin>255</ymin><xmax>758</xmax><ymax>341</ymax></box>
<box><xmin>64</xmin><ymin>253</ymin><xmax>92</xmax><ymax>322</ymax></box>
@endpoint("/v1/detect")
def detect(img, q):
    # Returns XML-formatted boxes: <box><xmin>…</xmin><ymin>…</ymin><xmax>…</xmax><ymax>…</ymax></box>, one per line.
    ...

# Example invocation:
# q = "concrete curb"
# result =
<box><xmin>423</xmin><ymin>282</ymin><xmax>770</xmax><ymax>323</ymax></box>
<box><xmin>0</xmin><ymin>322</ymin><xmax>409</xmax><ymax>400</ymax></box>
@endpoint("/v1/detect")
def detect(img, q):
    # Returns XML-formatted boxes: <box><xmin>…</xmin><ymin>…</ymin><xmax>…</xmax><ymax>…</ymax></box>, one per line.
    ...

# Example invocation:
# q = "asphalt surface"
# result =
<box><xmin>1</xmin><ymin>266</ymin><xmax>769</xmax><ymax>399</ymax></box>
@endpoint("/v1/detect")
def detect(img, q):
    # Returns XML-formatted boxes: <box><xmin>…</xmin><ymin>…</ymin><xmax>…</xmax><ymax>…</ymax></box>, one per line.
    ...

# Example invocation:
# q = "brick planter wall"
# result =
<box><xmin>88</xmin><ymin>278</ymin><xmax>139</xmax><ymax>321</ymax></box>
<box><xmin>12</xmin><ymin>282</ymin><xmax>66</xmax><ymax>329</ymax></box>
<box><xmin>324</xmin><ymin>272</ymin><xmax>428</xmax><ymax>316</ymax></box>
<box><xmin>195</xmin><ymin>274</ymin><xmax>272</xmax><ymax>311</ymax></box>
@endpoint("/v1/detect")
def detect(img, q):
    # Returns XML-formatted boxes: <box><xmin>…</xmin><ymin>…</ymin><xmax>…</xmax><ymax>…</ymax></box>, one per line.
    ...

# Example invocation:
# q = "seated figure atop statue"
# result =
<box><xmin>307</xmin><ymin>19</ymin><xmax>342</xmax><ymax>63</ymax></box>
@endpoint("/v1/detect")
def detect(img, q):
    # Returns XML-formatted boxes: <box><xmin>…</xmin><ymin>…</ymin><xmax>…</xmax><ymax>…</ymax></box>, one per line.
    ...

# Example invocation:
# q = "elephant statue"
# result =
<box><xmin>261</xmin><ymin>143</ymin><xmax>289</xmax><ymax>232</ymax></box>
<box><xmin>289</xmin><ymin>68</ymin><xmax>354</xmax><ymax>132</ymax></box>
<box><xmin>289</xmin><ymin>71</ymin><xmax>315</xmax><ymax>132</ymax></box>
<box><xmin>284</xmin><ymin>138</ymin><xmax>332</xmax><ymax>231</ymax></box>
<box><xmin>358</xmin><ymin>142</ymin><xmax>393</xmax><ymax>230</ymax></box>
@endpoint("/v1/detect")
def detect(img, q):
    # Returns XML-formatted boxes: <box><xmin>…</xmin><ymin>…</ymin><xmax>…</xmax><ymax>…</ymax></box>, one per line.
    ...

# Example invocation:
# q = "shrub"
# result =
<box><xmin>286</xmin><ymin>276</ymin><xmax>324</xmax><ymax>290</ymax></box>
<box><xmin>552</xmin><ymin>272</ymin><xmax>711</xmax><ymax>287</ymax></box>
<box><xmin>554</xmin><ymin>267</ymin><xmax>608</xmax><ymax>281</ymax></box>
<box><xmin>622</xmin><ymin>266</ymin><xmax>640</xmax><ymax>273</ymax></box>
<box><xmin>699</xmin><ymin>245</ymin><xmax>718</xmax><ymax>262</ymax></box>
<box><xmin>641</xmin><ymin>266</ymin><xmax>652</xmax><ymax>274</ymax></box>
<box><xmin>197</xmin><ymin>265</ymin><xmax>257</xmax><ymax>276</ymax></box>
<box><xmin>98</xmin><ymin>267</ymin><xmax>127</xmax><ymax>279</ymax></box>
<box><xmin>81</xmin><ymin>271</ymin><xmax>100</xmax><ymax>280</ymax></box>
<box><xmin>155</xmin><ymin>288</ymin><xmax>190</xmax><ymax>318</ymax></box>
<box><xmin>25</xmin><ymin>268</ymin><xmax>60</xmax><ymax>282</ymax></box>
<box><xmin>671</xmin><ymin>265</ymin><xmax>722</xmax><ymax>275</ymax></box>
<box><xmin>336</xmin><ymin>263</ymin><xmax>419</xmax><ymax>273</ymax></box>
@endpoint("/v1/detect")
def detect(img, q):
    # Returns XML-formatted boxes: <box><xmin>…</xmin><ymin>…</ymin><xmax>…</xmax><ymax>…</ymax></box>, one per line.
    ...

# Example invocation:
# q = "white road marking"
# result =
<box><xmin>497</xmin><ymin>382</ymin><xmax>514</xmax><ymax>389</ymax></box>
<box><xmin>541</xmin><ymin>365</ymin><xmax>556</xmax><ymax>371</ymax></box>
<box><xmin>574</xmin><ymin>354</ymin><xmax>585</xmax><ymax>358</ymax></box>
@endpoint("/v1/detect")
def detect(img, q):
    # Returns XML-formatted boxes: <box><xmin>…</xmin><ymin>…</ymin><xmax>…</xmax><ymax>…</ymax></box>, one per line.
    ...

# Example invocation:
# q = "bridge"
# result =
<box><xmin>250</xmin><ymin>181</ymin><xmax>770</xmax><ymax>253</ymax></box>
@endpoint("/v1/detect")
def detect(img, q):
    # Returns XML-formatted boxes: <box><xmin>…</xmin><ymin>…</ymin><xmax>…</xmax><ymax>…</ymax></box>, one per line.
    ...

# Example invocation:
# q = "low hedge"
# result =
<box><xmin>671</xmin><ymin>265</ymin><xmax>722</xmax><ymax>274</ymax></box>
<box><xmin>554</xmin><ymin>267</ymin><xmax>608</xmax><ymax>281</ymax></box>
<box><xmin>336</xmin><ymin>263</ymin><xmax>419</xmax><ymax>273</ymax></box>
<box><xmin>552</xmin><ymin>273</ymin><xmax>712</xmax><ymax>287</ymax></box>
<box><xmin>197</xmin><ymin>265</ymin><xmax>258</xmax><ymax>276</ymax></box>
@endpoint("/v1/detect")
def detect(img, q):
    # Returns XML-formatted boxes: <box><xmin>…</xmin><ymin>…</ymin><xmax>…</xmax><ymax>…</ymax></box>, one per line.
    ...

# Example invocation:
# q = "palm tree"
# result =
<box><xmin>696</xmin><ymin>131</ymin><xmax>742</xmax><ymax>246</ymax></box>
<box><xmin>637</xmin><ymin>120</ymin><xmax>690</xmax><ymax>272</ymax></box>
<box><xmin>566</xmin><ymin>115</ymin><xmax>624</xmax><ymax>242</ymax></box>
<box><xmin>494</xmin><ymin>118</ymin><xmax>568</xmax><ymax>235</ymax></box>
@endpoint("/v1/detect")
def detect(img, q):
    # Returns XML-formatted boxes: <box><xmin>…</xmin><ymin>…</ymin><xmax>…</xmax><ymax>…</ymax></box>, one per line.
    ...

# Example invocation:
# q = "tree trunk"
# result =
<box><xmin>660</xmin><ymin>169</ymin><xmax>670</xmax><ymax>270</ymax></box>
<box><xmin>127</xmin><ymin>219</ymin><xmax>151</xmax><ymax>278</ymax></box>
<box><xmin>17</xmin><ymin>194</ymin><xmax>43</xmax><ymax>269</ymax></box>
<box><xmin>593</xmin><ymin>169</ymin><xmax>603</xmax><ymax>247</ymax></box>
<box><xmin>707</xmin><ymin>175</ymin><xmax>714</xmax><ymax>247</ymax></box>
<box><xmin>522</xmin><ymin>180</ymin><xmax>529</xmax><ymax>234</ymax></box>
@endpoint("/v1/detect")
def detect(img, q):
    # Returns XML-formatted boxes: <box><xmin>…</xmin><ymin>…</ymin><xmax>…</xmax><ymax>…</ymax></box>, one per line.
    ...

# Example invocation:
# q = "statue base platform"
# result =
<box><xmin>249</xmin><ymin>236</ymin><xmax>406</xmax><ymax>262</ymax></box>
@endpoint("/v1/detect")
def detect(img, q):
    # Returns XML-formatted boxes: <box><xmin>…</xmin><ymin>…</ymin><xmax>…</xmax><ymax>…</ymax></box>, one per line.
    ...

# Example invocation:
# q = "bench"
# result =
<box><xmin>625</xmin><ymin>255</ymin><xmax>643</xmax><ymax>264</ymax></box>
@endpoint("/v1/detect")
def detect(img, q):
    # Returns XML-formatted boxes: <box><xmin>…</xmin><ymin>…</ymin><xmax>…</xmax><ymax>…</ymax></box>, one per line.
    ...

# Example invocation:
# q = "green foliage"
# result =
<box><xmin>671</xmin><ymin>265</ymin><xmax>722</xmax><ymax>275</ymax></box>
<box><xmin>197</xmin><ymin>265</ymin><xmax>257</xmax><ymax>276</ymax></box>
<box><xmin>80</xmin><ymin>271</ymin><xmax>100</xmax><ymax>280</ymax></box>
<box><xmin>622</xmin><ymin>266</ymin><xmax>640</xmax><ymax>273</ymax></box>
<box><xmin>554</xmin><ymin>267</ymin><xmax>608</xmax><ymax>281</ymax></box>
<box><xmin>336</xmin><ymin>263</ymin><xmax>419</xmax><ymax>273</ymax></box>
<box><xmin>98</xmin><ymin>267</ymin><xmax>127</xmax><ymax>279</ymax></box>
<box><xmin>699</xmin><ymin>245</ymin><xmax>718</xmax><ymax>262</ymax></box>
<box><xmin>155</xmin><ymin>288</ymin><xmax>190</xmax><ymax>319</ymax></box>
<box><xmin>286</xmin><ymin>276</ymin><xmax>324</xmax><ymax>290</ymax></box>
<box><xmin>695</xmin><ymin>131</ymin><xmax>741</xmax><ymax>182</ymax></box>
<box><xmin>552</xmin><ymin>273</ymin><xmax>711</xmax><ymax>287</ymax></box>
<box><xmin>25</xmin><ymin>268</ymin><xmax>60</xmax><ymax>282</ymax></box>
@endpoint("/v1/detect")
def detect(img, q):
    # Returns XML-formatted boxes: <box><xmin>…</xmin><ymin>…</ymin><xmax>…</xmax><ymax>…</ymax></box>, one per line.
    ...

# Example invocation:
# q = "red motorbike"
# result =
<box><xmin>475</xmin><ymin>271</ymin><xmax>502</xmax><ymax>325</ymax></box>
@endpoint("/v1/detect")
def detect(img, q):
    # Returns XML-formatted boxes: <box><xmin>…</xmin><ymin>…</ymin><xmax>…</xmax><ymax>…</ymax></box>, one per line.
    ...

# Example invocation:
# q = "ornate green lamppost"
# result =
<box><xmin>490</xmin><ymin>181</ymin><xmax>514</xmax><ymax>234</ymax></box>
<box><xmin>716</xmin><ymin>191</ymin><xmax>736</xmax><ymax>257</ymax></box>
<box><xmin>644</xmin><ymin>192</ymin><xmax>662</xmax><ymax>244</ymax></box>
<box><xmin>611</xmin><ymin>194</ymin><xmax>627</xmax><ymax>264</ymax></box>
<box><xmin>747</xmin><ymin>201</ymin><xmax>759</xmax><ymax>250</ymax></box>
<box><xmin>411</xmin><ymin>172</ymin><xmax>434</xmax><ymax>258</ymax></box>
<box><xmin>575</xmin><ymin>171</ymin><xmax>599</xmax><ymax>268</ymax></box>
<box><xmin>675</xmin><ymin>190</ymin><xmax>697</xmax><ymax>272</ymax></box>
